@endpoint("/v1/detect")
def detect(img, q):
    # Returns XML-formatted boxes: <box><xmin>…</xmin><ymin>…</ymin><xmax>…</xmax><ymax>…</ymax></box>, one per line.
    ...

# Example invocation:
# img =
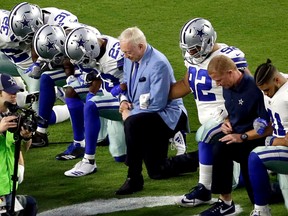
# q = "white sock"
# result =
<box><xmin>223</xmin><ymin>199</ymin><xmax>232</xmax><ymax>206</ymax></box>
<box><xmin>199</xmin><ymin>163</ymin><xmax>212</xmax><ymax>190</ymax></box>
<box><xmin>74</xmin><ymin>140</ymin><xmax>85</xmax><ymax>147</ymax></box>
<box><xmin>254</xmin><ymin>204</ymin><xmax>269</xmax><ymax>211</ymax></box>
<box><xmin>37</xmin><ymin>127</ymin><xmax>47</xmax><ymax>134</ymax></box>
<box><xmin>84</xmin><ymin>154</ymin><xmax>95</xmax><ymax>161</ymax></box>
<box><xmin>52</xmin><ymin>105</ymin><xmax>70</xmax><ymax>124</ymax></box>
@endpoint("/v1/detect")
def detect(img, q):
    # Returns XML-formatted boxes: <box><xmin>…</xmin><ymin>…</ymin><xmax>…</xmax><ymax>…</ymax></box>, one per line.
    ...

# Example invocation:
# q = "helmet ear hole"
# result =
<box><xmin>91</xmin><ymin>45</ymin><xmax>95</xmax><ymax>50</ymax></box>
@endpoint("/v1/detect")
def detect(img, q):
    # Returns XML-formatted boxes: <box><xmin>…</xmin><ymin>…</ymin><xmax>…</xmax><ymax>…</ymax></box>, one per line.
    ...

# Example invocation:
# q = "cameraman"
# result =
<box><xmin>0</xmin><ymin>73</ymin><xmax>37</xmax><ymax>216</ymax></box>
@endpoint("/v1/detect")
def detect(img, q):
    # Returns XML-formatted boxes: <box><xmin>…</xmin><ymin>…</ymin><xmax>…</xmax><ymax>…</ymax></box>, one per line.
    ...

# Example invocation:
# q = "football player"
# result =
<box><xmin>8</xmin><ymin>2</ymin><xmax>78</xmax><ymax>147</ymax></box>
<box><xmin>0</xmin><ymin>8</ymin><xmax>39</xmax><ymax>104</ymax></box>
<box><xmin>0</xmin><ymin>7</ymin><xmax>70</xmax><ymax>138</ymax></box>
<box><xmin>171</xmin><ymin>18</ymin><xmax>250</xmax><ymax>207</ymax></box>
<box><xmin>249</xmin><ymin>59</ymin><xmax>288</xmax><ymax>215</ymax></box>
<box><xmin>62</xmin><ymin>26</ymin><xmax>127</xmax><ymax>177</ymax></box>
<box><xmin>30</xmin><ymin>23</ymin><xmax>113</xmax><ymax>155</ymax></box>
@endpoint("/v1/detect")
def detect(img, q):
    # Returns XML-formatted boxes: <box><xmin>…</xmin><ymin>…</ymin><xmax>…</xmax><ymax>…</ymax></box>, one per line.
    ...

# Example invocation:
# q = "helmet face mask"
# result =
<box><xmin>33</xmin><ymin>24</ymin><xmax>66</xmax><ymax>63</ymax></box>
<box><xmin>65</xmin><ymin>27</ymin><xmax>101</xmax><ymax>66</ymax></box>
<box><xmin>53</xmin><ymin>53</ymin><xmax>65</xmax><ymax>65</ymax></box>
<box><xmin>69</xmin><ymin>49</ymin><xmax>90</xmax><ymax>65</ymax></box>
<box><xmin>179</xmin><ymin>18</ymin><xmax>217</xmax><ymax>64</ymax></box>
<box><xmin>9</xmin><ymin>2</ymin><xmax>43</xmax><ymax>43</ymax></box>
<box><xmin>22</xmin><ymin>32</ymin><xmax>34</xmax><ymax>44</ymax></box>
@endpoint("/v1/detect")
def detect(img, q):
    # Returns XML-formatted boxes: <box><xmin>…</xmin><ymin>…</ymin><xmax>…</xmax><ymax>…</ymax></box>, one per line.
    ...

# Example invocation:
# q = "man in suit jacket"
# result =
<box><xmin>115</xmin><ymin>26</ymin><xmax>188</xmax><ymax>195</ymax></box>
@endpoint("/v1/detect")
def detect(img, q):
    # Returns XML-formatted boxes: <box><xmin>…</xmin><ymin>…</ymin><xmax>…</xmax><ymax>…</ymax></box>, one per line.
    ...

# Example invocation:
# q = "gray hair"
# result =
<box><xmin>118</xmin><ymin>27</ymin><xmax>147</xmax><ymax>46</ymax></box>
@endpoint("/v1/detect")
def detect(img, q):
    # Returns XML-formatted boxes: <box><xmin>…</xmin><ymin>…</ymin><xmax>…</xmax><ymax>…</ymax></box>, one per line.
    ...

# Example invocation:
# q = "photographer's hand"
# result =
<box><xmin>20</xmin><ymin>126</ymin><xmax>32</xmax><ymax>140</ymax></box>
<box><xmin>20</xmin><ymin>127</ymin><xmax>32</xmax><ymax>150</ymax></box>
<box><xmin>0</xmin><ymin>116</ymin><xmax>18</xmax><ymax>133</ymax></box>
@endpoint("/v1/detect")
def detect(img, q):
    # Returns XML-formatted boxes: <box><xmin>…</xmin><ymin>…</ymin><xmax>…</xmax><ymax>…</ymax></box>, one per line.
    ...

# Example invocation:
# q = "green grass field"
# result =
<box><xmin>2</xmin><ymin>0</ymin><xmax>288</xmax><ymax>215</ymax></box>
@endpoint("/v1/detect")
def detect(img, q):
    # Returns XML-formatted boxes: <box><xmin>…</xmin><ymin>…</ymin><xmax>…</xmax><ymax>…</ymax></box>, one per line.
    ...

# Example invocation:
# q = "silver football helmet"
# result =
<box><xmin>33</xmin><ymin>24</ymin><xmax>66</xmax><ymax>64</ymax></box>
<box><xmin>9</xmin><ymin>2</ymin><xmax>43</xmax><ymax>43</ymax></box>
<box><xmin>65</xmin><ymin>26</ymin><xmax>100</xmax><ymax>66</ymax></box>
<box><xmin>179</xmin><ymin>18</ymin><xmax>217</xmax><ymax>64</ymax></box>
<box><xmin>64</xmin><ymin>22</ymin><xmax>101</xmax><ymax>36</ymax></box>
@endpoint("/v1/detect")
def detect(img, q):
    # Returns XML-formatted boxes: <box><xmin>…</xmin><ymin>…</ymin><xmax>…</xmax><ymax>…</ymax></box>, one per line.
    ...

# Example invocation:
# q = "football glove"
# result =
<box><xmin>253</xmin><ymin>117</ymin><xmax>268</xmax><ymax>135</ymax></box>
<box><xmin>83</xmin><ymin>69</ymin><xmax>101</xmax><ymax>84</ymax></box>
<box><xmin>26</xmin><ymin>62</ymin><xmax>42</xmax><ymax>79</ymax></box>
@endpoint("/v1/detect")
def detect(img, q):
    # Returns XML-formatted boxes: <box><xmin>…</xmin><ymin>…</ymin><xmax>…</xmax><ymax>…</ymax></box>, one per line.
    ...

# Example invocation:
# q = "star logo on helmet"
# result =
<box><xmin>44</xmin><ymin>37</ymin><xmax>57</xmax><ymax>52</ymax></box>
<box><xmin>193</xmin><ymin>26</ymin><xmax>208</xmax><ymax>42</ymax></box>
<box><xmin>74</xmin><ymin>34</ymin><xmax>88</xmax><ymax>49</ymax></box>
<box><xmin>18</xmin><ymin>14</ymin><xmax>32</xmax><ymax>29</ymax></box>
<box><xmin>8</xmin><ymin>77</ymin><xmax>16</xmax><ymax>85</ymax></box>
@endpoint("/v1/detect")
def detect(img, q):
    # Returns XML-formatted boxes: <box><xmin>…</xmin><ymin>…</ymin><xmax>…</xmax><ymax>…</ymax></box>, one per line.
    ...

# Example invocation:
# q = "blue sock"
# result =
<box><xmin>84</xmin><ymin>101</ymin><xmax>100</xmax><ymax>155</ymax></box>
<box><xmin>198</xmin><ymin>141</ymin><xmax>213</xmax><ymax>165</ymax></box>
<box><xmin>249</xmin><ymin>152</ymin><xmax>271</xmax><ymax>205</ymax></box>
<box><xmin>66</xmin><ymin>97</ymin><xmax>84</xmax><ymax>141</ymax></box>
<box><xmin>38</xmin><ymin>74</ymin><xmax>55</xmax><ymax>128</ymax></box>
<box><xmin>49</xmin><ymin>110</ymin><xmax>56</xmax><ymax>125</ymax></box>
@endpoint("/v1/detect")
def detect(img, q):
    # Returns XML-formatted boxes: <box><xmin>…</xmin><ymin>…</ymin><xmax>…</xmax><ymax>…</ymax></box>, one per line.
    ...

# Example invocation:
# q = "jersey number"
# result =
<box><xmin>109</xmin><ymin>42</ymin><xmax>122</xmax><ymax>60</ymax></box>
<box><xmin>54</xmin><ymin>12</ymin><xmax>73</xmax><ymax>26</ymax></box>
<box><xmin>267</xmin><ymin>108</ymin><xmax>285</xmax><ymax>136</ymax></box>
<box><xmin>0</xmin><ymin>16</ymin><xmax>9</xmax><ymax>36</ymax></box>
<box><xmin>188</xmin><ymin>67</ymin><xmax>216</xmax><ymax>101</ymax></box>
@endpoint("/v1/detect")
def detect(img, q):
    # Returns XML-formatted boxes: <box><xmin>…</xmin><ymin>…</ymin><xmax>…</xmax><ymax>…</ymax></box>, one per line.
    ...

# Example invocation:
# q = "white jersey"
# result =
<box><xmin>185</xmin><ymin>43</ymin><xmax>248</xmax><ymax>124</ymax></box>
<box><xmin>0</xmin><ymin>9</ymin><xmax>32</xmax><ymax>69</ymax></box>
<box><xmin>77</xmin><ymin>35</ymin><xmax>124</xmax><ymax>93</ymax></box>
<box><xmin>0</xmin><ymin>10</ymin><xmax>15</xmax><ymax>48</ymax></box>
<box><xmin>64</xmin><ymin>22</ymin><xmax>101</xmax><ymax>36</ymax></box>
<box><xmin>95</xmin><ymin>35</ymin><xmax>124</xmax><ymax>92</ymax></box>
<box><xmin>264</xmin><ymin>81</ymin><xmax>288</xmax><ymax>138</ymax></box>
<box><xmin>0</xmin><ymin>8</ymin><xmax>78</xmax><ymax>70</ymax></box>
<box><xmin>42</xmin><ymin>7</ymin><xmax>78</xmax><ymax>28</ymax></box>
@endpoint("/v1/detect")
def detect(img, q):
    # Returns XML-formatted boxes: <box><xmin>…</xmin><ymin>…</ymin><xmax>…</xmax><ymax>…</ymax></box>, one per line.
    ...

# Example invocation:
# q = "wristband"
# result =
<box><xmin>18</xmin><ymin>164</ymin><xmax>25</xmax><ymax>184</ymax></box>
<box><xmin>265</xmin><ymin>136</ymin><xmax>275</xmax><ymax>146</ymax></box>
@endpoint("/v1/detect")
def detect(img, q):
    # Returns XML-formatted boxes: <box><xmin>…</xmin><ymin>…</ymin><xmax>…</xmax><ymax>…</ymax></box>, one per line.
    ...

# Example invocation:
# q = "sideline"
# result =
<box><xmin>38</xmin><ymin>196</ymin><xmax>243</xmax><ymax>216</ymax></box>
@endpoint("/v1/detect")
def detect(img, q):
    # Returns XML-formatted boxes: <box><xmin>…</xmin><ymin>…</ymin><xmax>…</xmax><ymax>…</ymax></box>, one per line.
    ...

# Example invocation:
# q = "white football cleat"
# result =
<box><xmin>64</xmin><ymin>158</ymin><xmax>97</xmax><ymax>177</ymax></box>
<box><xmin>171</xmin><ymin>131</ymin><xmax>186</xmax><ymax>155</ymax></box>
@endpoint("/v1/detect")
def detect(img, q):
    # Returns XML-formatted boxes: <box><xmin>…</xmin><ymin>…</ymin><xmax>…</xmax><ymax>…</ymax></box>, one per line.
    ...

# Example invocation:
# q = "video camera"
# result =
<box><xmin>16</xmin><ymin>91</ymin><xmax>39</xmax><ymax>108</ymax></box>
<box><xmin>2</xmin><ymin>101</ymin><xmax>46</xmax><ymax>134</ymax></box>
<box><xmin>3</xmin><ymin>91</ymin><xmax>45</xmax><ymax>135</ymax></box>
